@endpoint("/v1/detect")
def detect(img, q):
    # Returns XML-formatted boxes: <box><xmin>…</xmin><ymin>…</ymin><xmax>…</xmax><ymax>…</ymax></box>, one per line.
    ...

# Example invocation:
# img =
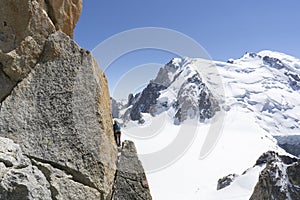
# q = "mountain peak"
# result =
<box><xmin>117</xmin><ymin>57</ymin><xmax>220</xmax><ymax>124</ymax></box>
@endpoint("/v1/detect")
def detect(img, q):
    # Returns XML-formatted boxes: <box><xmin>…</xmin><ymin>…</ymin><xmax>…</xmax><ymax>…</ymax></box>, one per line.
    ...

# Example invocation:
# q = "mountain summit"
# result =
<box><xmin>118</xmin><ymin>58</ymin><xmax>220</xmax><ymax>124</ymax></box>
<box><xmin>115</xmin><ymin>50</ymin><xmax>300</xmax><ymax>200</ymax></box>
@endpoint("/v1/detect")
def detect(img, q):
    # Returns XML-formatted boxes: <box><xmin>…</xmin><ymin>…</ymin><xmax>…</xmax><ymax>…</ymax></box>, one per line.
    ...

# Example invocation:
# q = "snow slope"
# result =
<box><xmin>119</xmin><ymin>50</ymin><xmax>300</xmax><ymax>200</ymax></box>
<box><xmin>216</xmin><ymin>51</ymin><xmax>300</xmax><ymax>135</ymax></box>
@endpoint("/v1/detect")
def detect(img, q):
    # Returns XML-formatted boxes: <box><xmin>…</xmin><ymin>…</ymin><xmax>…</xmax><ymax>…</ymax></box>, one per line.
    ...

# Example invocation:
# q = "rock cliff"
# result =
<box><xmin>0</xmin><ymin>1</ymin><xmax>151</xmax><ymax>199</ymax></box>
<box><xmin>0</xmin><ymin>30</ymin><xmax>117</xmax><ymax>199</ymax></box>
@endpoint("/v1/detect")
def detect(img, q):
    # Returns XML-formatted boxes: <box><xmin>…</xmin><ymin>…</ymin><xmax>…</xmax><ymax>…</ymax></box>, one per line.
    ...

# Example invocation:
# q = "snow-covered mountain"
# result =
<box><xmin>218</xmin><ymin>50</ymin><xmax>300</xmax><ymax>135</ymax></box>
<box><xmin>118</xmin><ymin>58</ymin><xmax>220</xmax><ymax>124</ymax></box>
<box><xmin>113</xmin><ymin>50</ymin><xmax>300</xmax><ymax>200</ymax></box>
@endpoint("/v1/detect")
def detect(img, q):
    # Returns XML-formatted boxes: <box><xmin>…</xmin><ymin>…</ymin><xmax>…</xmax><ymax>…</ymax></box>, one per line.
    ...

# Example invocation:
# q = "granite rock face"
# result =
<box><xmin>112</xmin><ymin>140</ymin><xmax>152</xmax><ymax>200</ymax></box>
<box><xmin>0</xmin><ymin>136</ymin><xmax>104</xmax><ymax>200</ymax></box>
<box><xmin>0</xmin><ymin>0</ymin><xmax>54</xmax><ymax>102</ymax></box>
<box><xmin>0</xmin><ymin>0</ymin><xmax>81</xmax><ymax>102</ymax></box>
<box><xmin>41</xmin><ymin>0</ymin><xmax>82</xmax><ymax>38</ymax></box>
<box><xmin>275</xmin><ymin>135</ymin><xmax>300</xmax><ymax>158</ymax></box>
<box><xmin>0</xmin><ymin>31</ymin><xmax>118</xmax><ymax>199</ymax></box>
<box><xmin>0</xmin><ymin>137</ymin><xmax>52</xmax><ymax>200</ymax></box>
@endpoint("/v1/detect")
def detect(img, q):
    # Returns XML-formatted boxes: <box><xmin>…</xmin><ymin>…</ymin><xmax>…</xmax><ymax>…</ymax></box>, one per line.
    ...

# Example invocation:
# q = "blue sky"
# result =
<box><xmin>74</xmin><ymin>0</ymin><xmax>300</xmax><ymax>98</ymax></box>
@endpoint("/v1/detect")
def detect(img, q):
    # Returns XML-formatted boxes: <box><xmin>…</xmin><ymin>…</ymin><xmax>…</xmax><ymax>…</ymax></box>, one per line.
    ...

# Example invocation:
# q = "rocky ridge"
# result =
<box><xmin>112</xmin><ymin>141</ymin><xmax>152</xmax><ymax>200</ymax></box>
<box><xmin>218</xmin><ymin>151</ymin><xmax>300</xmax><ymax>200</ymax></box>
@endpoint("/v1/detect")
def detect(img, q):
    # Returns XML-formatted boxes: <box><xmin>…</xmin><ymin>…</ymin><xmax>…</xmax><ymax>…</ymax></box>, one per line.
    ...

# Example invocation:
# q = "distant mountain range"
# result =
<box><xmin>112</xmin><ymin>50</ymin><xmax>300</xmax><ymax>200</ymax></box>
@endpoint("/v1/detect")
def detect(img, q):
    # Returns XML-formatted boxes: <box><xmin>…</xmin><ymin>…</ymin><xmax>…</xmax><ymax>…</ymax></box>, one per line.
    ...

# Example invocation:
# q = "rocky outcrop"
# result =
<box><xmin>42</xmin><ymin>0</ymin><xmax>82</xmax><ymax>38</ymax></box>
<box><xmin>112</xmin><ymin>140</ymin><xmax>152</xmax><ymax>200</ymax></box>
<box><xmin>130</xmin><ymin>83</ymin><xmax>167</xmax><ymax>121</ymax></box>
<box><xmin>0</xmin><ymin>30</ymin><xmax>117</xmax><ymax>199</ymax></box>
<box><xmin>0</xmin><ymin>137</ymin><xmax>52</xmax><ymax>200</ymax></box>
<box><xmin>0</xmin><ymin>136</ymin><xmax>104</xmax><ymax>200</ymax></box>
<box><xmin>250</xmin><ymin>151</ymin><xmax>300</xmax><ymax>200</ymax></box>
<box><xmin>0</xmin><ymin>0</ymin><xmax>82</xmax><ymax>102</ymax></box>
<box><xmin>284</xmin><ymin>71</ymin><xmax>300</xmax><ymax>90</ymax></box>
<box><xmin>111</xmin><ymin>97</ymin><xmax>123</xmax><ymax>119</ymax></box>
<box><xmin>217</xmin><ymin>174</ymin><xmax>238</xmax><ymax>190</ymax></box>
<box><xmin>263</xmin><ymin>55</ymin><xmax>286</xmax><ymax>70</ymax></box>
<box><xmin>0</xmin><ymin>0</ymin><xmax>54</xmax><ymax>102</ymax></box>
<box><xmin>216</xmin><ymin>151</ymin><xmax>300</xmax><ymax>200</ymax></box>
<box><xmin>174</xmin><ymin>72</ymin><xmax>219</xmax><ymax>123</ymax></box>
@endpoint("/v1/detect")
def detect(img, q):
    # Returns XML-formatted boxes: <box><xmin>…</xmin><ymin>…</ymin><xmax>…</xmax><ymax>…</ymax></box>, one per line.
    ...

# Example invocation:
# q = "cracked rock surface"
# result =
<box><xmin>0</xmin><ymin>31</ymin><xmax>117</xmax><ymax>199</ymax></box>
<box><xmin>0</xmin><ymin>0</ymin><xmax>82</xmax><ymax>102</ymax></box>
<box><xmin>0</xmin><ymin>137</ymin><xmax>52</xmax><ymax>200</ymax></box>
<box><xmin>112</xmin><ymin>140</ymin><xmax>152</xmax><ymax>200</ymax></box>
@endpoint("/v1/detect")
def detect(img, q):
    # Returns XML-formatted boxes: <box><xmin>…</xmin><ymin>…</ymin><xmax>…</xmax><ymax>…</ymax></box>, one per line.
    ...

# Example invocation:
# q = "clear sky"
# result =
<box><xmin>74</xmin><ymin>0</ymin><xmax>300</xmax><ymax>98</ymax></box>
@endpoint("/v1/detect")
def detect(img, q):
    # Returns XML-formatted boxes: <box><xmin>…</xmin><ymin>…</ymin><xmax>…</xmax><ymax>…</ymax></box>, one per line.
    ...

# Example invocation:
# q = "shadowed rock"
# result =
<box><xmin>112</xmin><ymin>140</ymin><xmax>152</xmax><ymax>200</ymax></box>
<box><xmin>217</xmin><ymin>174</ymin><xmax>238</xmax><ymax>190</ymax></box>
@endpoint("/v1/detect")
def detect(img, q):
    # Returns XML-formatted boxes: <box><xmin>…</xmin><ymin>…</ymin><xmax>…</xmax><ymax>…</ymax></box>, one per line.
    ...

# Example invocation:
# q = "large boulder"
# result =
<box><xmin>41</xmin><ymin>0</ymin><xmax>82</xmax><ymax>38</ymax></box>
<box><xmin>0</xmin><ymin>0</ymin><xmax>82</xmax><ymax>102</ymax></box>
<box><xmin>0</xmin><ymin>31</ymin><xmax>118</xmax><ymax>199</ymax></box>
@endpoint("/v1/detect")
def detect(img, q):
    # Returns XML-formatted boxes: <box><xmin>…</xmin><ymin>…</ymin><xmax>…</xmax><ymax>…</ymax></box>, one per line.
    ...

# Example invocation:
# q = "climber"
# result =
<box><xmin>113</xmin><ymin>120</ymin><xmax>121</xmax><ymax>147</ymax></box>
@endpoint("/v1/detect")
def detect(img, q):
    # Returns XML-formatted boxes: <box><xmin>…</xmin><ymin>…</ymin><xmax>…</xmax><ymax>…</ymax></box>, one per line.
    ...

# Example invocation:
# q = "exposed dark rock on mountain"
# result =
<box><xmin>127</xmin><ymin>93</ymin><xmax>140</xmax><ymax>107</ymax></box>
<box><xmin>250</xmin><ymin>151</ymin><xmax>300</xmax><ymax>200</ymax></box>
<box><xmin>218</xmin><ymin>151</ymin><xmax>300</xmax><ymax>200</ymax></box>
<box><xmin>112</xmin><ymin>140</ymin><xmax>152</xmax><ymax>200</ymax></box>
<box><xmin>174</xmin><ymin>72</ymin><xmax>219</xmax><ymax>123</ymax></box>
<box><xmin>217</xmin><ymin>174</ymin><xmax>238</xmax><ymax>190</ymax></box>
<box><xmin>284</xmin><ymin>71</ymin><xmax>300</xmax><ymax>90</ymax></box>
<box><xmin>263</xmin><ymin>56</ymin><xmax>286</xmax><ymax>69</ymax></box>
<box><xmin>130</xmin><ymin>83</ymin><xmax>167</xmax><ymax>121</ymax></box>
